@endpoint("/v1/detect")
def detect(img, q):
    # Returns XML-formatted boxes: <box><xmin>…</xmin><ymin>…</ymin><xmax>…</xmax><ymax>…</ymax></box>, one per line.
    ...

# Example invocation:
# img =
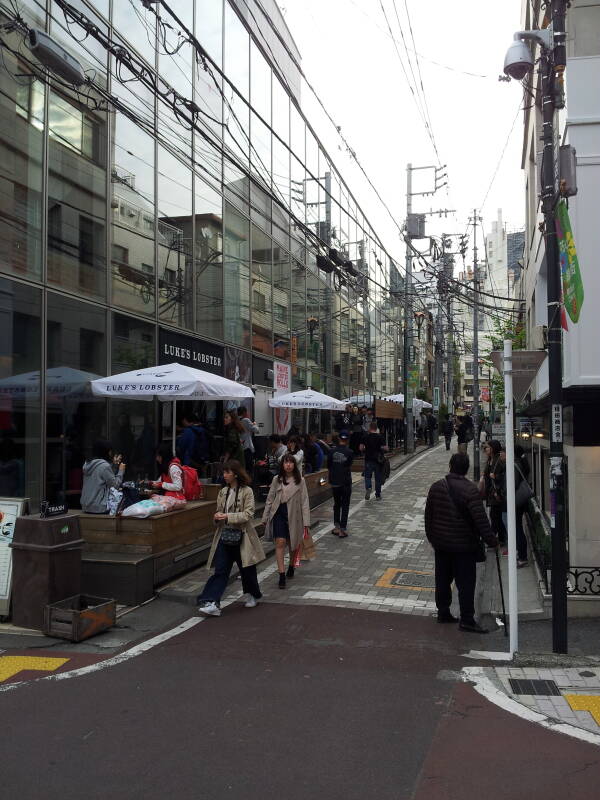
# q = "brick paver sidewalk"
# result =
<box><xmin>255</xmin><ymin>443</ymin><xmax>453</xmax><ymax>615</ymax></box>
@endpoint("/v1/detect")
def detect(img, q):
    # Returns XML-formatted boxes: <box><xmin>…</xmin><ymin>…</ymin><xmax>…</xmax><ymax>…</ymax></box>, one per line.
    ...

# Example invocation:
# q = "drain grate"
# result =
<box><xmin>509</xmin><ymin>678</ymin><xmax>560</xmax><ymax>696</ymax></box>
<box><xmin>391</xmin><ymin>571</ymin><xmax>436</xmax><ymax>589</ymax></box>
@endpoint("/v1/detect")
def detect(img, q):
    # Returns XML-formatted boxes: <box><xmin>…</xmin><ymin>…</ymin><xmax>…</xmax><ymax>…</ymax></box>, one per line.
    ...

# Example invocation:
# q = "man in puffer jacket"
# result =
<box><xmin>425</xmin><ymin>452</ymin><xmax>497</xmax><ymax>633</ymax></box>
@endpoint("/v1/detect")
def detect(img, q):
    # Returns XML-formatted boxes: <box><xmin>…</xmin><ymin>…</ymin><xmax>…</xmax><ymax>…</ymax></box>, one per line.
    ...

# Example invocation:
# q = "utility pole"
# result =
<box><xmin>471</xmin><ymin>211</ymin><xmax>481</xmax><ymax>481</ymax></box>
<box><xmin>403</xmin><ymin>164</ymin><xmax>414</xmax><ymax>453</ymax></box>
<box><xmin>543</xmin><ymin>1</ymin><xmax>568</xmax><ymax>654</ymax></box>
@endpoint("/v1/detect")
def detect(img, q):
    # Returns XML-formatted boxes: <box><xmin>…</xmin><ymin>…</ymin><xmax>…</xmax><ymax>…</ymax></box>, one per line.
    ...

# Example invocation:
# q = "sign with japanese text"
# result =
<box><xmin>552</xmin><ymin>403</ymin><xmax>563</xmax><ymax>443</ymax></box>
<box><xmin>273</xmin><ymin>362</ymin><xmax>291</xmax><ymax>435</ymax></box>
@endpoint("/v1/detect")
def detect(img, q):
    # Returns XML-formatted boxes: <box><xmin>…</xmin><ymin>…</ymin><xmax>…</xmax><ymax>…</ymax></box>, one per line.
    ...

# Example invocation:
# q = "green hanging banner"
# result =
<box><xmin>556</xmin><ymin>200</ymin><xmax>584</xmax><ymax>323</ymax></box>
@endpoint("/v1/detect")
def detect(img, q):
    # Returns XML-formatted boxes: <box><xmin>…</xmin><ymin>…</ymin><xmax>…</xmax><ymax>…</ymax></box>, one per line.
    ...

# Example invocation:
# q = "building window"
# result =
<box><xmin>465</xmin><ymin>362</ymin><xmax>473</xmax><ymax>375</ymax></box>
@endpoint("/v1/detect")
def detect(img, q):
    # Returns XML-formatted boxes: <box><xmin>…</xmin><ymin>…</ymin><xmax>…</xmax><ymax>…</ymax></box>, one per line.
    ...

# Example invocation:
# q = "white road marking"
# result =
<box><xmin>464</xmin><ymin>649</ymin><xmax>512</xmax><ymax>661</ymax></box>
<box><xmin>462</xmin><ymin>666</ymin><xmax>600</xmax><ymax>746</ymax></box>
<box><xmin>0</xmin><ymin>617</ymin><xmax>203</xmax><ymax>694</ymax></box>
<box><xmin>303</xmin><ymin>590</ymin><xmax>436</xmax><ymax>611</ymax></box>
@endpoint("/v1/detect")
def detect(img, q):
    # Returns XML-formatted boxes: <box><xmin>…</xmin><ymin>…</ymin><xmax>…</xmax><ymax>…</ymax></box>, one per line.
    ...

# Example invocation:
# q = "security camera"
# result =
<box><xmin>28</xmin><ymin>29</ymin><xmax>85</xmax><ymax>86</ymax></box>
<box><xmin>503</xmin><ymin>28</ymin><xmax>553</xmax><ymax>81</ymax></box>
<box><xmin>503</xmin><ymin>39</ymin><xmax>534</xmax><ymax>80</ymax></box>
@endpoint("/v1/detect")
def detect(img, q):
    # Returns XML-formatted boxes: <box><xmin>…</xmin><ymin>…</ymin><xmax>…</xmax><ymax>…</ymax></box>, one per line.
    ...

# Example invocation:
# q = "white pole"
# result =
<box><xmin>504</xmin><ymin>339</ymin><xmax>518</xmax><ymax>656</ymax></box>
<box><xmin>172</xmin><ymin>399</ymin><xmax>177</xmax><ymax>456</ymax></box>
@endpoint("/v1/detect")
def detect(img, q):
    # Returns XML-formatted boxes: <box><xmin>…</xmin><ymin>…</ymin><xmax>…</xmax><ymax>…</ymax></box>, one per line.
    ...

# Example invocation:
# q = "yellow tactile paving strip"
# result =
<box><xmin>564</xmin><ymin>694</ymin><xmax>600</xmax><ymax>726</ymax></box>
<box><xmin>376</xmin><ymin>567</ymin><xmax>435</xmax><ymax>591</ymax></box>
<box><xmin>0</xmin><ymin>656</ymin><xmax>70</xmax><ymax>683</ymax></box>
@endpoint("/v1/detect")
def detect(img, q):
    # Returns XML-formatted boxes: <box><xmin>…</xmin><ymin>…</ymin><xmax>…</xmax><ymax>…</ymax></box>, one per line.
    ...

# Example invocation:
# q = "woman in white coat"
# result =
<box><xmin>262</xmin><ymin>454</ymin><xmax>310</xmax><ymax>589</ymax></box>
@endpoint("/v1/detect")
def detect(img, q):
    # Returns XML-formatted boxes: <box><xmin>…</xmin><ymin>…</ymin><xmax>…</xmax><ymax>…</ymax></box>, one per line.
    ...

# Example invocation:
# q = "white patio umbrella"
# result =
<box><xmin>383</xmin><ymin>393</ymin><xmax>404</xmax><ymax>403</ymax></box>
<box><xmin>269</xmin><ymin>389</ymin><xmax>346</xmax><ymax>411</ymax></box>
<box><xmin>270</xmin><ymin>389</ymin><xmax>345</xmax><ymax>434</ymax></box>
<box><xmin>91</xmin><ymin>363</ymin><xmax>254</xmax><ymax>453</ymax></box>
<box><xmin>0</xmin><ymin>366</ymin><xmax>100</xmax><ymax>400</ymax></box>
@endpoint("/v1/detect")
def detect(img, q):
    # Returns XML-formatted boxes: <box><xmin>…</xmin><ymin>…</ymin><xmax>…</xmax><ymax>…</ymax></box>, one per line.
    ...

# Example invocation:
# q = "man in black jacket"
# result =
<box><xmin>425</xmin><ymin>453</ymin><xmax>497</xmax><ymax>633</ymax></box>
<box><xmin>327</xmin><ymin>430</ymin><xmax>354</xmax><ymax>538</ymax></box>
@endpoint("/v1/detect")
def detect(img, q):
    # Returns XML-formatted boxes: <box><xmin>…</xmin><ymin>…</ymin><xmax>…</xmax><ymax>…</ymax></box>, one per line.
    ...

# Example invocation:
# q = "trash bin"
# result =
<box><xmin>10</xmin><ymin>513</ymin><xmax>84</xmax><ymax>630</ymax></box>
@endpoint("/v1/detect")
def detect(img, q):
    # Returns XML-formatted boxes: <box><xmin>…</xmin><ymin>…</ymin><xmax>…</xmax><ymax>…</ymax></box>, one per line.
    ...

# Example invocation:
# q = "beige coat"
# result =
<box><xmin>206</xmin><ymin>484</ymin><xmax>266</xmax><ymax>569</ymax></box>
<box><xmin>262</xmin><ymin>476</ymin><xmax>311</xmax><ymax>552</ymax></box>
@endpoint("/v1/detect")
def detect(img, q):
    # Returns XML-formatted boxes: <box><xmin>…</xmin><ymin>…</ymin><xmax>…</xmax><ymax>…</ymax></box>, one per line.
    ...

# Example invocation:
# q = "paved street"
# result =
<box><xmin>2</xmin><ymin>443</ymin><xmax>600</xmax><ymax>798</ymax></box>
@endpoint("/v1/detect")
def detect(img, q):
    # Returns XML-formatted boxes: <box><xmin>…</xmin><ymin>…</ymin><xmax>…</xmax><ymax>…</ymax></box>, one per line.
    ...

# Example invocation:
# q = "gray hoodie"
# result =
<box><xmin>81</xmin><ymin>459</ymin><xmax>123</xmax><ymax>513</ymax></box>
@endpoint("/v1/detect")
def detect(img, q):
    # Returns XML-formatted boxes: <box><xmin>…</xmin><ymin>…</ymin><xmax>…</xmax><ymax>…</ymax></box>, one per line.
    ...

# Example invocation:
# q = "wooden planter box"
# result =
<box><xmin>44</xmin><ymin>594</ymin><xmax>116</xmax><ymax>642</ymax></box>
<box><xmin>78</xmin><ymin>501</ymin><xmax>216</xmax><ymax>555</ymax></box>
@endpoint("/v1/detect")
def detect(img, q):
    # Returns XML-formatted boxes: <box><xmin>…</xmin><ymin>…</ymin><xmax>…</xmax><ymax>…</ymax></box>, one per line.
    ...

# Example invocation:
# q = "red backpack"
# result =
<box><xmin>163</xmin><ymin>459</ymin><xmax>203</xmax><ymax>501</ymax></box>
<box><xmin>181</xmin><ymin>464</ymin><xmax>202</xmax><ymax>501</ymax></box>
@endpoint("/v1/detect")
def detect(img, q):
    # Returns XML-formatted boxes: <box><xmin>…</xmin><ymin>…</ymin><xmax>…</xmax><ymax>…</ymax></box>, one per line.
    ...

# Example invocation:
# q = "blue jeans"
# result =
<box><xmin>198</xmin><ymin>539</ymin><xmax>261</xmax><ymax>604</ymax></box>
<box><xmin>364</xmin><ymin>461</ymin><xmax>382</xmax><ymax>497</ymax></box>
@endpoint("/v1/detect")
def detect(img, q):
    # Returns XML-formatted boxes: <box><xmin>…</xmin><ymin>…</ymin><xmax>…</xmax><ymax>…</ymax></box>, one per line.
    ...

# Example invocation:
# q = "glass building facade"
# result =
<box><xmin>0</xmin><ymin>0</ymin><xmax>401</xmax><ymax>509</ymax></box>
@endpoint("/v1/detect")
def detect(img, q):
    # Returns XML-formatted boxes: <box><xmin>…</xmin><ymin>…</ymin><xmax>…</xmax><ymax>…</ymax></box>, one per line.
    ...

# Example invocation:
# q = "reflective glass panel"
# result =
<box><xmin>196</xmin><ymin>0</ymin><xmax>223</xmax><ymax>66</ymax></box>
<box><xmin>47</xmin><ymin>87</ymin><xmax>108</xmax><ymax>299</ymax></box>
<box><xmin>0</xmin><ymin>279</ymin><xmax>42</xmax><ymax>508</ymax></box>
<box><xmin>110</xmin><ymin>314</ymin><xmax>157</xmax><ymax>481</ymax></box>
<box><xmin>112</xmin><ymin>0</ymin><xmax>157</xmax><ymax>66</ymax></box>
<box><xmin>0</xmin><ymin>36</ymin><xmax>44</xmax><ymax>281</ymax></box>
<box><xmin>157</xmin><ymin>146</ymin><xmax>194</xmax><ymax>329</ymax></box>
<box><xmin>251</xmin><ymin>225</ymin><xmax>272</xmax><ymax>355</ymax></box>
<box><xmin>111</xmin><ymin>113</ymin><xmax>156</xmax><ymax>316</ymax></box>
<box><xmin>223</xmin><ymin>202</ymin><xmax>250</xmax><ymax>347</ymax></box>
<box><xmin>273</xmin><ymin>245</ymin><xmax>290</xmax><ymax>361</ymax></box>
<box><xmin>46</xmin><ymin>293</ymin><xmax>106</xmax><ymax>507</ymax></box>
<box><xmin>195</xmin><ymin>177</ymin><xmax>223</xmax><ymax>340</ymax></box>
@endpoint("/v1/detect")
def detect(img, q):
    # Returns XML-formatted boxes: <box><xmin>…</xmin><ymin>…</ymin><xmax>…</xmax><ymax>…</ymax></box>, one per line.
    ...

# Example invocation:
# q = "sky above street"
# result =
<box><xmin>282</xmin><ymin>0</ymin><xmax>525</xmax><ymax>260</ymax></box>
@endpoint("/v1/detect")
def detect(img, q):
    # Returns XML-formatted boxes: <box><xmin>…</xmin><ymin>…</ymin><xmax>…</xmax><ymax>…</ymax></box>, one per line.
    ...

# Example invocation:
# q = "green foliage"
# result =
<box><xmin>416</xmin><ymin>388</ymin><xmax>428</xmax><ymax>400</ymax></box>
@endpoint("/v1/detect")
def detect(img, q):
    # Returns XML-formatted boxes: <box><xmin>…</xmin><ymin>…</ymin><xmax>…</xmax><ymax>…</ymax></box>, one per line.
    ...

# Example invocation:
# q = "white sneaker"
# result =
<box><xmin>198</xmin><ymin>601</ymin><xmax>221</xmax><ymax>616</ymax></box>
<box><xmin>244</xmin><ymin>595</ymin><xmax>259</xmax><ymax>608</ymax></box>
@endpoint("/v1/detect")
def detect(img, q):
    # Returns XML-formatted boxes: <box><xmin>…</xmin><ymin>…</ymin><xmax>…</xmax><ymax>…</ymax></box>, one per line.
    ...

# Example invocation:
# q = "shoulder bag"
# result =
<box><xmin>515</xmin><ymin>464</ymin><xmax>534</xmax><ymax>508</ymax></box>
<box><xmin>220</xmin><ymin>486</ymin><xmax>244</xmax><ymax>546</ymax></box>
<box><xmin>445</xmin><ymin>478</ymin><xmax>486</xmax><ymax>562</ymax></box>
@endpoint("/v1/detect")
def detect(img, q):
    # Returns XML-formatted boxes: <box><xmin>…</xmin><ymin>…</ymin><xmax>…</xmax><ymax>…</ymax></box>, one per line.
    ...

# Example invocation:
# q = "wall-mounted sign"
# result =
<box><xmin>159</xmin><ymin>329</ymin><xmax>224</xmax><ymax>376</ymax></box>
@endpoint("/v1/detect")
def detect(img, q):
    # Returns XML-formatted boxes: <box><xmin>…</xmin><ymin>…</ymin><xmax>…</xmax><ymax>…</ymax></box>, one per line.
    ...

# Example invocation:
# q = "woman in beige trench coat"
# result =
<box><xmin>197</xmin><ymin>460</ymin><xmax>265</xmax><ymax>617</ymax></box>
<box><xmin>262</xmin><ymin>454</ymin><xmax>310</xmax><ymax>589</ymax></box>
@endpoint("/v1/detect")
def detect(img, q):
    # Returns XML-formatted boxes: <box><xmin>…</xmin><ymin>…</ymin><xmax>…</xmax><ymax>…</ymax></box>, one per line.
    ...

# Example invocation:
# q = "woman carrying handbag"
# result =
<box><xmin>262</xmin><ymin>454</ymin><xmax>311</xmax><ymax>589</ymax></box>
<box><xmin>197</xmin><ymin>460</ymin><xmax>265</xmax><ymax>617</ymax></box>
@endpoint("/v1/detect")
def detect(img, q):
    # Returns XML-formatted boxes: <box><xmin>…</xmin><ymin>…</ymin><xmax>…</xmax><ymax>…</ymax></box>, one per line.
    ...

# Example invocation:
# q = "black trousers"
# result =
<box><xmin>434</xmin><ymin>550</ymin><xmax>477</xmax><ymax>622</ymax></box>
<box><xmin>198</xmin><ymin>540</ymin><xmax>261</xmax><ymax>603</ymax></box>
<box><xmin>490</xmin><ymin>505</ymin><xmax>507</xmax><ymax>544</ymax></box>
<box><xmin>332</xmin><ymin>484</ymin><xmax>352</xmax><ymax>530</ymax></box>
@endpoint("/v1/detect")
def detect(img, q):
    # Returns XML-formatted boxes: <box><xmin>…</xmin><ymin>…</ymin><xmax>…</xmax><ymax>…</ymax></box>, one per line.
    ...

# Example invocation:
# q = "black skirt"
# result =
<box><xmin>272</xmin><ymin>502</ymin><xmax>290</xmax><ymax>540</ymax></box>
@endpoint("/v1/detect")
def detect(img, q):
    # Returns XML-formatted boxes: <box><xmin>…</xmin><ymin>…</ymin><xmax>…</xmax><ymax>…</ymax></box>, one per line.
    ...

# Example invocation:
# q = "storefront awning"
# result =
<box><xmin>490</xmin><ymin>350</ymin><xmax>547</xmax><ymax>403</ymax></box>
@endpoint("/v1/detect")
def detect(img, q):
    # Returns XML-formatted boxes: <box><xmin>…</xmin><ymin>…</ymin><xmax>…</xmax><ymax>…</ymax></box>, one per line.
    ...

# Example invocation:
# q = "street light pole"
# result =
<box><xmin>403</xmin><ymin>163</ymin><xmax>414</xmax><ymax>454</ymax></box>
<box><xmin>471</xmin><ymin>211</ymin><xmax>481</xmax><ymax>481</ymax></box>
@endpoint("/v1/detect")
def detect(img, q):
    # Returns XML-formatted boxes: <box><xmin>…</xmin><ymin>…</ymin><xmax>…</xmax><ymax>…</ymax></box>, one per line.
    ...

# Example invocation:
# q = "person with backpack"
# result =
<box><xmin>425</xmin><ymin>452</ymin><xmax>497</xmax><ymax>633</ymax></box>
<box><xmin>328</xmin><ymin>430</ymin><xmax>354</xmax><ymax>538</ymax></box>
<box><xmin>197</xmin><ymin>460</ymin><xmax>265</xmax><ymax>616</ymax></box>
<box><xmin>147</xmin><ymin>442</ymin><xmax>202</xmax><ymax>502</ymax></box>
<box><xmin>178</xmin><ymin>413</ymin><xmax>209</xmax><ymax>471</ymax></box>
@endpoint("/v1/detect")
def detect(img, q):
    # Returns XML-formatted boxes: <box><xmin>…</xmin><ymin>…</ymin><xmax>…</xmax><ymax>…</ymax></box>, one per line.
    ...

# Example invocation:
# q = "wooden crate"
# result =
<box><xmin>44</xmin><ymin>594</ymin><xmax>116</xmax><ymax>642</ymax></box>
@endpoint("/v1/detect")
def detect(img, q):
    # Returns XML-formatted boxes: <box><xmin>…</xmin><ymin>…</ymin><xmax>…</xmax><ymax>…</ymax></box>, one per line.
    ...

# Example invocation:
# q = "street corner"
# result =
<box><xmin>0</xmin><ymin>651</ymin><xmax>105</xmax><ymax>689</ymax></box>
<box><xmin>462</xmin><ymin>664</ymin><xmax>600</xmax><ymax>745</ymax></box>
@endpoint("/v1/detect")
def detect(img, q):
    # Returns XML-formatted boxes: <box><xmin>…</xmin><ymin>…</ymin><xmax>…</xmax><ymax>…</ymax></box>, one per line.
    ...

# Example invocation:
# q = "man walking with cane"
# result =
<box><xmin>425</xmin><ymin>452</ymin><xmax>497</xmax><ymax>633</ymax></box>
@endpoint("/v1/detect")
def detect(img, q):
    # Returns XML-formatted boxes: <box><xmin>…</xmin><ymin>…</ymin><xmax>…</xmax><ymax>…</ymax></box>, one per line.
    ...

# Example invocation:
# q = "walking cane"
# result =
<box><xmin>495</xmin><ymin>547</ymin><xmax>508</xmax><ymax>636</ymax></box>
